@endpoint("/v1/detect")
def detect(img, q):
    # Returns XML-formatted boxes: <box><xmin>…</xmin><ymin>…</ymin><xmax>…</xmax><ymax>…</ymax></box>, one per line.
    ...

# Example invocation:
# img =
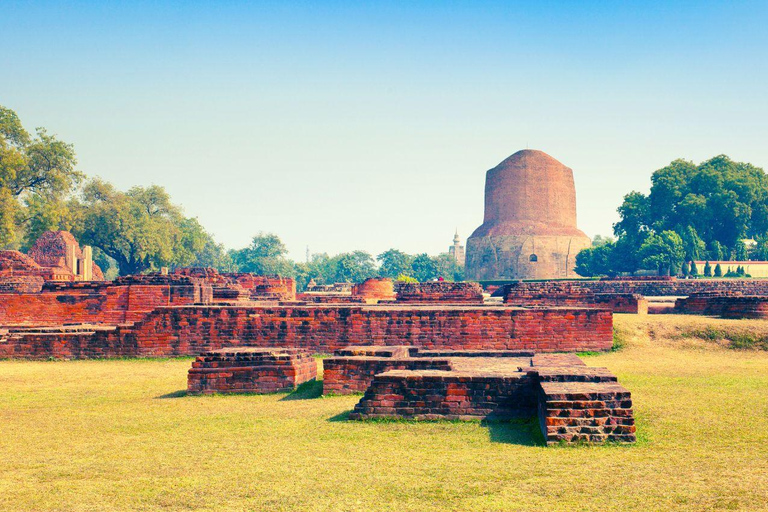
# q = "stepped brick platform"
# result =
<box><xmin>187</xmin><ymin>347</ymin><xmax>317</xmax><ymax>394</ymax></box>
<box><xmin>341</xmin><ymin>347</ymin><xmax>635</xmax><ymax>445</ymax></box>
<box><xmin>538</xmin><ymin>382</ymin><xmax>635</xmax><ymax>445</ymax></box>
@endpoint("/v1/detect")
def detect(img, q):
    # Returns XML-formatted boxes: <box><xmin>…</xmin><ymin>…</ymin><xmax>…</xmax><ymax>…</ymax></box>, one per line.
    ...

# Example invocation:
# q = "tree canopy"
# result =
<box><xmin>577</xmin><ymin>155</ymin><xmax>768</xmax><ymax>277</ymax></box>
<box><xmin>0</xmin><ymin>106</ymin><xmax>82</xmax><ymax>247</ymax></box>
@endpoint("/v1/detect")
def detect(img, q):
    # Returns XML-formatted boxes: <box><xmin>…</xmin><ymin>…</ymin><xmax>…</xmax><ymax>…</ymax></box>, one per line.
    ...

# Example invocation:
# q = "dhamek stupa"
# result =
<box><xmin>465</xmin><ymin>149</ymin><xmax>591</xmax><ymax>280</ymax></box>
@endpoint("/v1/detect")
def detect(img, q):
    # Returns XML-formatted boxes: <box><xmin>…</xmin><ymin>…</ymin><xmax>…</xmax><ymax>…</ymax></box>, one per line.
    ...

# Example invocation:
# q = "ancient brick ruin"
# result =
<box><xmin>465</xmin><ymin>150</ymin><xmax>592</xmax><ymax>280</ymax></box>
<box><xmin>502</xmin><ymin>281</ymin><xmax>648</xmax><ymax>314</ymax></box>
<box><xmin>322</xmin><ymin>346</ymin><xmax>634</xmax><ymax>445</ymax></box>
<box><xmin>0</xmin><ymin>230</ymin><xmax>105</xmax><ymax>295</ymax></box>
<box><xmin>187</xmin><ymin>347</ymin><xmax>317</xmax><ymax>394</ymax></box>
<box><xmin>394</xmin><ymin>281</ymin><xmax>484</xmax><ymax>304</ymax></box>
<box><xmin>0</xmin><ymin>304</ymin><xmax>613</xmax><ymax>359</ymax></box>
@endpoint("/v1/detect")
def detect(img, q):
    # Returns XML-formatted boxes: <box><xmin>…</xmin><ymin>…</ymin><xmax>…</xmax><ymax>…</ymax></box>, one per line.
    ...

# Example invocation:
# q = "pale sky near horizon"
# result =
<box><xmin>3</xmin><ymin>1</ymin><xmax>767</xmax><ymax>261</ymax></box>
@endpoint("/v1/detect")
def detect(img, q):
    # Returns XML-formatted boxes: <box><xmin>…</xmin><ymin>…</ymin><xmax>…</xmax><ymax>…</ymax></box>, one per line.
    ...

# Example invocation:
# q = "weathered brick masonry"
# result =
<box><xmin>0</xmin><ymin>304</ymin><xmax>613</xmax><ymax>359</ymax></box>
<box><xmin>128</xmin><ymin>305</ymin><xmax>613</xmax><ymax>356</ymax></box>
<box><xmin>395</xmin><ymin>282</ymin><xmax>484</xmax><ymax>303</ymax></box>
<box><xmin>538</xmin><ymin>381</ymin><xmax>635</xmax><ymax>445</ymax></box>
<box><xmin>0</xmin><ymin>275</ymin><xmax>210</xmax><ymax>326</ymax></box>
<box><xmin>502</xmin><ymin>281</ymin><xmax>647</xmax><ymax>313</ymax></box>
<box><xmin>187</xmin><ymin>347</ymin><xmax>317</xmax><ymax>394</ymax></box>
<box><xmin>340</xmin><ymin>347</ymin><xmax>635</xmax><ymax>444</ymax></box>
<box><xmin>580</xmin><ymin>278</ymin><xmax>768</xmax><ymax>296</ymax></box>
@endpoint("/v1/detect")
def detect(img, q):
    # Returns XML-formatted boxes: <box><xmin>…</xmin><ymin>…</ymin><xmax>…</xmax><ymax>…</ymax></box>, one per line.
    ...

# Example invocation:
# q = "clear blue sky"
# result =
<box><xmin>3</xmin><ymin>1</ymin><xmax>767</xmax><ymax>260</ymax></box>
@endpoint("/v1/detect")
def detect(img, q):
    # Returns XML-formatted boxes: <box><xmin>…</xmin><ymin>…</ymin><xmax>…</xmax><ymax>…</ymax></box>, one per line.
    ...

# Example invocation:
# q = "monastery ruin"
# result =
<box><xmin>5</xmin><ymin>228</ymin><xmax>768</xmax><ymax>445</ymax></box>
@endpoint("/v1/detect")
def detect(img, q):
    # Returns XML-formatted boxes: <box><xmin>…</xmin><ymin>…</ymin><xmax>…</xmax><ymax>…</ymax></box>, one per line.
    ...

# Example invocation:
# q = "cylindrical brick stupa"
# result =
<box><xmin>465</xmin><ymin>149</ymin><xmax>591</xmax><ymax>280</ymax></box>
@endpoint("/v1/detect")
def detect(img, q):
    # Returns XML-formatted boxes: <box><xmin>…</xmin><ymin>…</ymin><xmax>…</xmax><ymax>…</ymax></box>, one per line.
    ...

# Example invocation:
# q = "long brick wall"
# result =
<box><xmin>0</xmin><ymin>304</ymin><xmax>613</xmax><ymax>359</ymax></box>
<box><xmin>502</xmin><ymin>281</ymin><xmax>647</xmax><ymax>313</ymax></box>
<box><xmin>582</xmin><ymin>278</ymin><xmax>768</xmax><ymax>296</ymax></box>
<box><xmin>0</xmin><ymin>279</ymin><xmax>208</xmax><ymax>326</ymax></box>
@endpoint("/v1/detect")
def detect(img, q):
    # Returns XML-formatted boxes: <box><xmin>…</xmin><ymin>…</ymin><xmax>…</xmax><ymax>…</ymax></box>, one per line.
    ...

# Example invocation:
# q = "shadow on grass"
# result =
<box><xmin>156</xmin><ymin>390</ymin><xmax>188</xmax><ymax>399</ymax></box>
<box><xmin>327</xmin><ymin>411</ymin><xmax>351</xmax><ymax>422</ymax></box>
<box><xmin>483</xmin><ymin>418</ymin><xmax>544</xmax><ymax>446</ymax></box>
<box><xmin>280</xmin><ymin>379</ymin><xmax>323</xmax><ymax>401</ymax></box>
<box><xmin>329</xmin><ymin>411</ymin><xmax>545</xmax><ymax>446</ymax></box>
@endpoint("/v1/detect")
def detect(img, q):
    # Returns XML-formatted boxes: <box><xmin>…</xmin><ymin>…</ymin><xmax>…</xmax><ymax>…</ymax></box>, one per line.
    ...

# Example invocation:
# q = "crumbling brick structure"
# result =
<box><xmin>187</xmin><ymin>347</ymin><xmax>317</xmax><ymax>394</ymax></box>
<box><xmin>337</xmin><ymin>347</ymin><xmax>635</xmax><ymax>445</ymax></box>
<box><xmin>501</xmin><ymin>281</ymin><xmax>648</xmax><ymax>314</ymax></box>
<box><xmin>173</xmin><ymin>268</ymin><xmax>296</xmax><ymax>302</ymax></box>
<box><xmin>27</xmin><ymin>231</ymin><xmax>104</xmax><ymax>281</ymax></box>
<box><xmin>395</xmin><ymin>282</ymin><xmax>484</xmax><ymax>303</ymax></box>
<box><xmin>571</xmin><ymin>277</ymin><xmax>768</xmax><ymax>297</ymax></box>
<box><xmin>352</xmin><ymin>278</ymin><xmax>396</xmax><ymax>303</ymax></box>
<box><xmin>0</xmin><ymin>274</ymin><xmax>211</xmax><ymax>326</ymax></box>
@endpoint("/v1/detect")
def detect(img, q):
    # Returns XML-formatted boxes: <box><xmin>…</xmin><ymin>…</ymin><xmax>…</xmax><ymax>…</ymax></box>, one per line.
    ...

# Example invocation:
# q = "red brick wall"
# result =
<box><xmin>323</xmin><ymin>357</ymin><xmax>453</xmax><ymax>394</ymax></box>
<box><xmin>0</xmin><ymin>304</ymin><xmax>613</xmax><ymax>359</ymax></box>
<box><xmin>0</xmin><ymin>282</ymin><xmax>206</xmax><ymax>326</ymax></box>
<box><xmin>395</xmin><ymin>282</ymin><xmax>484</xmax><ymax>303</ymax></box>
<box><xmin>348</xmin><ymin>371</ymin><xmax>538</xmax><ymax>420</ymax></box>
<box><xmin>128</xmin><ymin>305</ymin><xmax>613</xmax><ymax>356</ymax></box>
<box><xmin>502</xmin><ymin>281</ymin><xmax>646</xmax><ymax>313</ymax></box>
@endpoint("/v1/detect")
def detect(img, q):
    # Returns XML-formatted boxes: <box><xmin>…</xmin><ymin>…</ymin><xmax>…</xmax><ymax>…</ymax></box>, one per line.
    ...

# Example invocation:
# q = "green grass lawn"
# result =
<box><xmin>1</xmin><ymin>315</ymin><xmax>767</xmax><ymax>511</ymax></box>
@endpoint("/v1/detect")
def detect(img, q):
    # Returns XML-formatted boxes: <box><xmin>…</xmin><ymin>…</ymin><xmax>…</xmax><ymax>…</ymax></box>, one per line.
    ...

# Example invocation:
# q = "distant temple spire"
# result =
<box><xmin>449</xmin><ymin>230</ymin><xmax>465</xmax><ymax>266</ymax></box>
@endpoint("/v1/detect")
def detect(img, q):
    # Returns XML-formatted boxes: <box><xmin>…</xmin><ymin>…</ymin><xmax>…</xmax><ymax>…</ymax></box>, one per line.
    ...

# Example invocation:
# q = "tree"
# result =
<box><xmin>433</xmin><ymin>253</ymin><xmax>464</xmax><ymax>282</ymax></box>
<box><xmin>411</xmin><ymin>253</ymin><xmax>438</xmax><ymax>282</ymax></box>
<box><xmin>681</xmin><ymin>261</ymin><xmax>689</xmax><ymax>277</ymax></box>
<box><xmin>332</xmin><ymin>251</ymin><xmax>376</xmax><ymax>283</ymax></box>
<box><xmin>377</xmin><ymin>249</ymin><xmax>413</xmax><ymax>279</ymax></box>
<box><xmin>74</xmin><ymin>179</ymin><xmax>214</xmax><ymax>275</ymax></box>
<box><xmin>0</xmin><ymin>106</ymin><xmax>82</xmax><ymax>247</ymax></box>
<box><xmin>714</xmin><ymin>263</ymin><xmax>722</xmax><ymax>277</ymax></box>
<box><xmin>575</xmin><ymin>243</ymin><xmax>616</xmax><ymax>277</ymax></box>
<box><xmin>638</xmin><ymin>230</ymin><xmax>685</xmax><ymax>276</ymax></box>
<box><xmin>704</xmin><ymin>261</ymin><xmax>712</xmax><ymax>277</ymax></box>
<box><xmin>709</xmin><ymin>240</ymin><xmax>725</xmax><ymax>261</ymax></box>
<box><xmin>230</xmin><ymin>232</ymin><xmax>294</xmax><ymax>276</ymax></box>
<box><xmin>690</xmin><ymin>260</ymin><xmax>698</xmax><ymax>276</ymax></box>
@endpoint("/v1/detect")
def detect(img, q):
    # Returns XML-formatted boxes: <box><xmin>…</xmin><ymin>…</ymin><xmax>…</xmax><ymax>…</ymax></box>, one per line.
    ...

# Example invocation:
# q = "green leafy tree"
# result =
<box><xmin>714</xmin><ymin>263</ymin><xmax>722</xmax><ymax>277</ymax></box>
<box><xmin>0</xmin><ymin>106</ymin><xmax>82</xmax><ymax>247</ymax></box>
<box><xmin>690</xmin><ymin>260</ymin><xmax>698</xmax><ymax>276</ymax></box>
<box><xmin>681</xmin><ymin>261</ymin><xmax>689</xmax><ymax>277</ymax></box>
<box><xmin>410</xmin><ymin>253</ymin><xmax>438</xmax><ymax>282</ymax></box>
<box><xmin>230</xmin><ymin>232</ymin><xmax>295</xmax><ymax>276</ymax></box>
<box><xmin>638</xmin><ymin>230</ymin><xmax>685</xmax><ymax>276</ymax></box>
<box><xmin>74</xmin><ymin>179</ymin><xmax>212</xmax><ymax>275</ymax></box>
<box><xmin>332</xmin><ymin>251</ymin><xmax>376</xmax><ymax>283</ymax></box>
<box><xmin>704</xmin><ymin>261</ymin><xmax>712</xmax><ymax>277</ymax></box>
<box><xmin>377</xmin><ymin>249</ymin><xmax>413</xmax><ymax>279</ymax></box>
<box><xmin>433</xmin><ymin>253</ymin><xmax>464</xmax><ymax>282</ymax></box>
<box><xmin>708</xmin><ymin>240</ymin><xmax>725</xmax><ymax>261</ymax></box>
<box><xmin>575</xmin><ymin>243</ymin><xmax>616</xmax><ymax>277</ymax></box>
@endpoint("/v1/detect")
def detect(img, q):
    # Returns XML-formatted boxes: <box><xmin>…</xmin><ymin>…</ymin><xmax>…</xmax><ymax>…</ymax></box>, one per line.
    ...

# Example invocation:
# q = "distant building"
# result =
<box><xmin>465</xmin><ymin>150</ymin><xmax>591</xmax><ymax>280</ymax></box>
<box><xmin>449</xmin><ymin>230</ymin><xmax>465</xmax><ymax>266</ymax></box>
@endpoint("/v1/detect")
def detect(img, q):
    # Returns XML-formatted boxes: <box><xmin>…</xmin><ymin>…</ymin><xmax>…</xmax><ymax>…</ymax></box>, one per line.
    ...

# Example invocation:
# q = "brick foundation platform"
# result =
<box><xmin>187</xmin><ymin>347</ymin><xmax>317</xmax><ymax>394</ymax></box>
<box><xmin>339</xmin><ymin>347</ymin><xmax>635</xmax><ymax>445</ymax></box>
<box><xmin>675</xmin><ymin>293</ymin><xmax>768</xmax><ymax>319</ymax></box>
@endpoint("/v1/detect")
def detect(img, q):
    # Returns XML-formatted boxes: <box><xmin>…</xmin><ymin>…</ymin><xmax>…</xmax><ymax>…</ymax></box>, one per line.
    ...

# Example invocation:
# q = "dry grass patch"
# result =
<box><xmin>1</xmin><ymin>317</ymin><xmax>767</xmax><ymax>511</ymax></box>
